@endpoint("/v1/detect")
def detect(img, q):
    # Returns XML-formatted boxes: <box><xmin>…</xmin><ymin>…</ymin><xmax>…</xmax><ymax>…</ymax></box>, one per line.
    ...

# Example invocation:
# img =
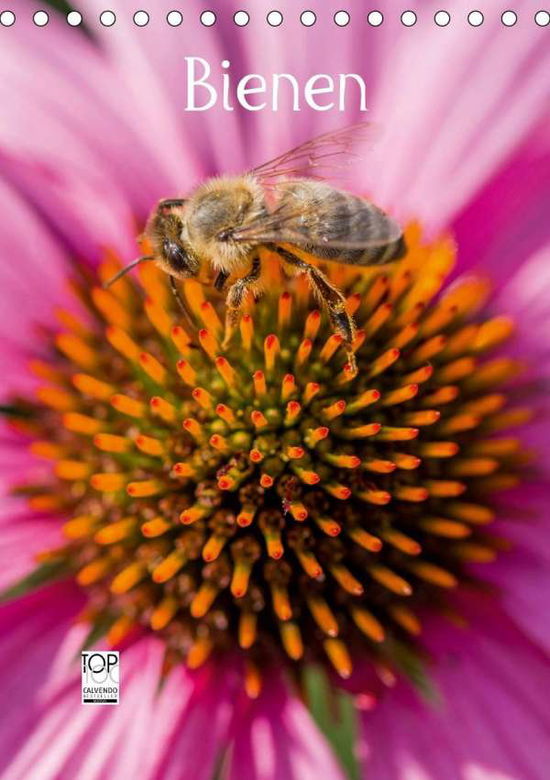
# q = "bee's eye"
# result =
<box><xmin>163</xmin><ymin>240</ymin><xmax>190</xmax><ymax>272</ymax></box>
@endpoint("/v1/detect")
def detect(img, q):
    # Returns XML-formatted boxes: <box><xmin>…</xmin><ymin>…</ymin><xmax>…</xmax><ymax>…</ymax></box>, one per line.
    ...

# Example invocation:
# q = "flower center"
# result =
<box><xmin>12</xmin><ymin>227</ymin><xmax>528</xmax><ymax>697</ymax></box>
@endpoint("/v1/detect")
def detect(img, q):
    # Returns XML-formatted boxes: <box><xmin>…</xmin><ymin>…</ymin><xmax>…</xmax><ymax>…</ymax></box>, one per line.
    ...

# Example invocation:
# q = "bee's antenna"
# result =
<box><xmin>103</xmin><ymin>255</ymin><xmax>154</xmax><ymax>289</ymax></box>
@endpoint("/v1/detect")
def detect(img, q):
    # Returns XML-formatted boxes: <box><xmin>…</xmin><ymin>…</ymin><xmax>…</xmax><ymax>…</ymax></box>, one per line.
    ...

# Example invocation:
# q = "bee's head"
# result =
<box><xmin>147</xmin><ymin>199</ymin><xmax>199</xmax><ymax>279</ymax></box>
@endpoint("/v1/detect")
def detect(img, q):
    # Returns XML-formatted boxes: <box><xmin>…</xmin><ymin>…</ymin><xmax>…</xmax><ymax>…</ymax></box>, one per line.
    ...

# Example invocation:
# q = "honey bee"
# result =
<box><xmin>106</xmin><ymin>123</ymin><xmax>406</xmax><ymax>374</ymax></box>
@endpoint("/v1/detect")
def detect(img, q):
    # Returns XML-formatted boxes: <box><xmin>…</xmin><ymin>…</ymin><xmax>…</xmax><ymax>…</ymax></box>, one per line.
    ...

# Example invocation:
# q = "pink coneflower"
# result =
<box><xmin>1</xmin><ymin>1</ymin><xmax>549</xmax><ymax>779</ymax></box>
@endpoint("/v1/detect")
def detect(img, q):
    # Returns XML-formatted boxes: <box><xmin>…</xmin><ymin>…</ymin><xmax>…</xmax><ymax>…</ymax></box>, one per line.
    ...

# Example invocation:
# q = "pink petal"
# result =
<box><xmin>368</xmin><ymin>0</ymin><xmax>550</xmax><ymax>228</ymax></box>
<box><xmin>361</xmin><ymin>603</ymin><xmax>550</xmax><ymax>780</ymax></box>
<box><xmin>227</xmin><ymin>672</ymin><xmax>346</xmax><ymax>780</ymax></box>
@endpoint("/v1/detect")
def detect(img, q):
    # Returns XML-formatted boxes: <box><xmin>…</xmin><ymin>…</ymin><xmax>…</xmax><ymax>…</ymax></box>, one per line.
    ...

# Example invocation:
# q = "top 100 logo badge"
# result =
<box><xmin>81</xmin><ymin>651</ymin><xmax>120</xmax><ymax>705</ymax></box>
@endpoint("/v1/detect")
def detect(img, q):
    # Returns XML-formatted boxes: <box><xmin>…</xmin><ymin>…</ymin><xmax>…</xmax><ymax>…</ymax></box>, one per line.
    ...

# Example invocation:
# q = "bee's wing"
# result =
<box><xmin>230</xmin><ymin>190</ymin><xmax>403</xmax><ymax>253</ymax></box>
<box><xmin>248</xmin><ymin>122</ymin><xmax>375</xmax><ymax>182</ymax></box>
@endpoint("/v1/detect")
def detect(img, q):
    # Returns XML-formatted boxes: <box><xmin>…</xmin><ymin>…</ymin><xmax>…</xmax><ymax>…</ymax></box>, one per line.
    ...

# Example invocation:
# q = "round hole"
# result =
<box><xmin>468</xmin><ymin>10</ymin><xmax>484</xmax><ymax>26</ymax></box>
<box><xmin>33</xmin><ymin>10</ymin><xmax>49</xmax><ymax>26</ymax></box>
<box><xmin>267</xmin><ymin>10</ymin><xmax>283</xmax><ymax>26</ymax></box>
<box><xmin>300</xmin><ymin>10</ymin><xmax>316</xmax><ymax>26</ymax></box>
<box><xmin>133</xmin><ymin>10</ymin><xmax>149</xmax><ymax>26</ymax></box>
<box><xmin>67</xmin><ymin>10</ymin><xmax>82</xmax><ymax>26</ymax></box>
<box><xmin>434</xmin><ymin>10</ymin><xmax>450</xmax><ymax>26</ymax></box>
<box><xmin>334</xmin><ymin>10</ymin><xmax>350</xmax><ymax>26</ymax></box>
<box><xmin>100</xmin><ymin>10</ymin><xmax>116</xmax><ymax>26</ymax></box>
<box><xmin>534</xmin><ymin>10</ymin><xmax>549</xmax><ymax>26</ymax></box>
<box><xmin>234</xmin><ymin>10</ymin><xmax>250</xmax><ymax>26</ymax></box>
<box><xmin>201</xmin><ymin>10</ymin><xmax>216</xmax><ymax>26</ymax></box>
<box><xmin>367</xmin><ymin>10</ymin><xmax>383</xmax><ymax>26</ymax></box>
<box><xmin>501</xmin><ymin>10</ymin><xmax>517</xmax><ymax>25</ymax></box>
<box><xmin>401</xmin><ymin>10</ymin><xmax>417</xmax><ymax>26</ymax></box>
<box><xmin>0</xmin><ymin>10</ymin><xmax>15</xmax><ymax>26</ymax></box>
<box><xmin>166</xmin><ymin>10</ymin><xmax>183</xmax><ymax>26</ymax></box>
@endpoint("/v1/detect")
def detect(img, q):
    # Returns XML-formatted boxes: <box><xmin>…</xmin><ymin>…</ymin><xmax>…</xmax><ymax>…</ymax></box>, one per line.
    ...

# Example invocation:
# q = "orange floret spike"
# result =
<box><xmin>198</xmin><ymin>328</ymin><xmax>219</xmax><ymax>361</ymax></box>
<box><xmin>253</xmin><ymin>370</ymin><xmax>267</xmax><ymax>398</ymax></box>
<box><xmin>296</xmin><ymin>338</ymin><xmax>313</xmax><ymax>366</ymax></box>
<box><xmin>176</xmin><ymin>359</ymin><xmax>197</xmax><ymax>386</ymax></box>
<box><xmin>150</xmin><ymin>396</ymin><xmax>177</xmax><ymax>422</ymax></box>
<box><xmin>322</xmin><ymin>399</ymin><xmax>346</xmax><ymax>421</ymax></box>
<box><xmin>215</xmin><ymin>356</ymin><xmax>237</xmax><ymax>387</ymax></box>
<box><xmin>171</xmin><ymin>325</ymin><xmax>193</xmax><ymax>356</ymax></box>
<box><xmin>144</xmin><ymin>297</ymin><xmax>172</xmax><ymax>337</ymax></box>
<box><xmin>303</xmin><ymin>382</ymin><xmax>320</xmax><ymax>404</ymax></box>
<box><xmin>94</xmin><ymin>433</ymin><xmax>132</xmax><ymax>453</ymax></box>
<box><xmin>264</xmin><ymin>334</ymin><xmax>280</xmax><ymax>372</ymax></box>
<box><xmin>304</xmin><ymin>309</ymin><xmax>321</xmax><ymax>340</ymax></box>
<box><xmin>281</xmin><ymin>374</ymin><xmax>296</xmax><ymax>402</ymax></box>
<box><xmin>278</xmin><ymin>291</ymin><xmax>292</xmax><ymax>329</ymax></box>
<box><xmin>199</xmin><ymin>301</ymin><xmax>223</xmax><ymax>336</ymax></box>
<box><xmin>320</xmin><ymin>334</ymin><xmax>343</xmax><ymax>363</ymax></box>
<box><xmin>240</xmin><ymin>313</ymin><xmax>254</xmax><ymax>351</ymax></box>
<box><xmin>111</xmin><ymin>394</ymin><xmax>146</xmax><ymax>418</ymax></box>
<box><xmin>285</xmin><ymin>401</ymin><xmax>302</xmax><ymax>425</ymax></box>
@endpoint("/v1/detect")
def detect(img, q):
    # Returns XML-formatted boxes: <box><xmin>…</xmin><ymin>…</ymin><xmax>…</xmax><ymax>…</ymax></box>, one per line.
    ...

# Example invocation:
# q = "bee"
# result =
<box><xmin>106</xmin><ymin>123</ymin><xmax>406</xmax><ymax>375</ymax></box>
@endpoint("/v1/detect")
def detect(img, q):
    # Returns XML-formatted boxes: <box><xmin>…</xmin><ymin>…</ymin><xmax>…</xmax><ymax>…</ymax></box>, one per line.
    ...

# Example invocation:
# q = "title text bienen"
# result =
<box><xmin>184</xmin><ymin>57</ymin><xmax>367</xmax><ymax>112</ymax></box>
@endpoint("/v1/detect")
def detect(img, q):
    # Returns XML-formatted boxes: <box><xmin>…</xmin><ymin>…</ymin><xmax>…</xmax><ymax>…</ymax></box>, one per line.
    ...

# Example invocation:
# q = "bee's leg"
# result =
<box><xmin>214</xmin><ymin>270</ymin><xmax>229</xmax><ymax>291</ymax></box>
<box><xmin>270</xmin><ymin>245</ymin><xmax>358</xmax><ymax>376</ymax></box>
<box><xmin>222</xmin><ymin>256</ymin><xmax>261</xmax><ymax>349</ymax></box>
<box><xmin>169</xmin><ymin>275</ymin><xmax>198</xmax><ymax>336</ymax></box>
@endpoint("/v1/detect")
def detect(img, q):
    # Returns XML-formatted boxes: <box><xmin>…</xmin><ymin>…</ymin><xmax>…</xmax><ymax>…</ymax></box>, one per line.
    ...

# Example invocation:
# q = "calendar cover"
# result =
<box><xmin>0</xmin><ymin>1</ymin><xmax>548</xmax><ymax>778</ymax></box>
